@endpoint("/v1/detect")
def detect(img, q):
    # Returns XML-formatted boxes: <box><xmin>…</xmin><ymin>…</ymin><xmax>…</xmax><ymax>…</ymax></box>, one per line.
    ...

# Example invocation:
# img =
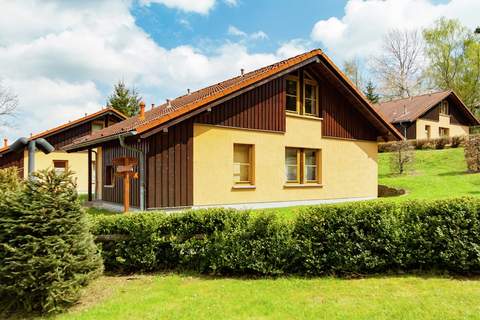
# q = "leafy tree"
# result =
<box><xmin>107</xmin><ymin>81</ymin><xmax>141</xmax><ymax>117</ymax></box>
<box><xmin>423</xmin><ymin>18</ymin><xmax>480</xmax><ymax>112</ymax></box>
<box><xmin>364</xmin><ymin>81</ymin><xmax>380</xmax><ymax>104</ymax></box>
<box><xmin>0</xmin><ymin>169</ymin><xmax>103</xmax><ymax>315</ymax></box>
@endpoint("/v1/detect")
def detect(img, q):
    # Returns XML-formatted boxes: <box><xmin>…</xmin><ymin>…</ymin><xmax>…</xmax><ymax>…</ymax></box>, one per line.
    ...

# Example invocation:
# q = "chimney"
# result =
<box><xmin>403</xmin><ymin>105</ymin><xmax>407</xmax><ymax>115</ymax></box>
<box><xmin>166</xmin><ymin>99</ymin><xmax>171</xmax><ymax>108</ymax></box>
<box><xmin>3</xmin><ymin>138</ymin><xmax>7</xmax><ymax>148</ymax></box>
<box><xmin>151</xmin><ymin>103</ymin><xmax>155</xmax><ymax>110</ymax></box>
<box><xmin>240</xmin><ymin>68</ymin><xmax>244</xmax><ymax>77</ymax></box>
<box><xmin>139</xmin><ymin>101</ymin><xmax>146</xmax><ymax>120</ymax></box>
<box><xmin>187</xmin><ymin>88</ymin><xmax>191</xmax><ymax>95</ymax></box>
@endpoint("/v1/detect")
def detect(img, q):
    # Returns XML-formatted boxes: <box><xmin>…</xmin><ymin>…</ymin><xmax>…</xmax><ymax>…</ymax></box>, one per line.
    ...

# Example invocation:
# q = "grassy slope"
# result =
<box><xmin>379</xmin><ymin>148</ymin><xmax>480</xmax><ymax>200</ymax></box>
<box><xmin>58</xmin><ymin>275</ymin><xmax>480</xmax><ymax>320</ymax></box>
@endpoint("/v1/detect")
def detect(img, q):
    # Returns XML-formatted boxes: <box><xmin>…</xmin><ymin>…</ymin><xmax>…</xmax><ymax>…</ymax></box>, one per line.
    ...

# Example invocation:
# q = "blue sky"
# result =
<box><xmin>0</xmin><ymin>0</ymin><xmax>477</xmax><ymax>141</ymax></box>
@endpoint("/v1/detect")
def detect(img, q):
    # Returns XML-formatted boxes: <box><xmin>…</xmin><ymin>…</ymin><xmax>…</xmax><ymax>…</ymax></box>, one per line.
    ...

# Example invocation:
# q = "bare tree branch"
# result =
<box><xmin>0</xmin><ymin>81</ymin><xmax>18</xmax><ymax>124</ymax></box>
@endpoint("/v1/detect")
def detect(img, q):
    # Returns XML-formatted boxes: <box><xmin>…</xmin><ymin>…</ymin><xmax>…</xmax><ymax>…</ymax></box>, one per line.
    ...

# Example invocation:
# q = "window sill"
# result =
<box><xmin>232</xmin><ymin>185</ymin><xmax>256</xmax><ymax>190</ymax></box>
<box><xmin>286</xmin><ymin>113</ymin><xmax>323</xmax><ymax>121</ymax></box>
<box><xmin>283</xmin><ymin>183</ymin><xmax>323</xmax><ymax>188</ymax></box>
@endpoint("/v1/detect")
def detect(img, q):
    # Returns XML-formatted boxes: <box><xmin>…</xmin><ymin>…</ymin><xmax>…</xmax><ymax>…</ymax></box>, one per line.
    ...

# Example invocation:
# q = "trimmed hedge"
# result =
<box><xmin>91</xmin><ymin>198</ymin><xmax>480</xmax><ymax>276</ymax></box>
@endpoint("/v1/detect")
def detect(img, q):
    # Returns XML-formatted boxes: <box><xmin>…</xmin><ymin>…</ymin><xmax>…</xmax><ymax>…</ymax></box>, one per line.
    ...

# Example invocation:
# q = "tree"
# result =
<box><xmin>363</xmin><ymin>81</ymin><xmax>380</xmax><ymax>104</ymax></box>
<box><xmin>343</xmin><ymin>57</ymin><xmax>363</xmax><ymax>89</ymax></box>
<box><xmin>423</xmin><ymin>18</ymin><xmax>480</xmax><ymax>112</ymax></box>
<box><xmin>0</xmin><ymin>81</ymin><xmax>18</xmax><ymax>126</ymax></box>
<box><xmin>389</xmin><ymin>140</ymin><xmax>415</xmax><ymax>174</ymax></box>
<box><xmin>107</xmin><ymin>81</ymin><xmax>141</xmax><ymax>117</ymax></box>
<box><xmin>371</xmin><ymin>29</ymin><xmax>424</xmax><ymax>99</ymax></box>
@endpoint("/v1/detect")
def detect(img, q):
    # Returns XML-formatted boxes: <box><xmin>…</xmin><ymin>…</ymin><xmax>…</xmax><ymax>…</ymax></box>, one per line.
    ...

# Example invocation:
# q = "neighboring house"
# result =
<box><xmin>64</xmin><ymin>49</ymin><xmax>402</xmax><ymax>210</ymax></box>
<box><xmin>374</xmin><ymin>90</ymin><xmax>479</xmax><ymax>140</ymax></box>
<box><xmin>0</xmin><ymin>108</ymin><xmax>126</xmax><ymax>194</ymax></box>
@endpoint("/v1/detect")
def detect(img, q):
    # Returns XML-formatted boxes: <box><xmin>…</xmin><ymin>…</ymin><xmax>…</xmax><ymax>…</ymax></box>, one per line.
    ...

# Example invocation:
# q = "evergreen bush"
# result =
<box><xmin>0</xmin><ymin>169</ymin><xmax>103</xmax><ymax>315</ymax></box>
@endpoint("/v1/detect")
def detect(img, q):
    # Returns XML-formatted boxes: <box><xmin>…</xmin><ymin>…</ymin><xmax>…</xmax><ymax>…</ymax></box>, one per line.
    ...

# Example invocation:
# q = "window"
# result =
<box><xmin>440</xmin><ymin>100</ymin><xmax>449</xmax><ymax>115</ymax></box>
<box><xmin>53</xmin><ymin>160</ymin><xmax>68</xmax><ymax>174</ymax></box>
<box><xmin>92</xmin><ymin>121</ymin><xmax>104</xmax><ymax>132</ymax></box>
<box><xmin>286</xmin><ymin>76</ymin><xmax>299</xmax><ymax>113</ymax></box>
<box><xmin>303</xmin><ymin>79</ymin><xmax>318</xmax><ymax>115</ymax></box>
<box><xmin>105</xmin><ymin>165</ymin><xmax>115</xmax><ymax>187</ymax></box>
<box><xmin>425</xmin><ymin>125</ymin><xmax>431</xmax><ymax>139</ymax></box>
<box><xmin>439</xmin><ymin>127</ymin><xmax>450</xmax><ymax>137</ymax></box>
<box><xmin>233</xmin><ymin>144</ymin><xmax>254</xmax><ymax>185</ymax></box>
<box><xmin>285</xmin><ymin>148</ymin><xmax>320</xmax><ymax>184</ymax></box>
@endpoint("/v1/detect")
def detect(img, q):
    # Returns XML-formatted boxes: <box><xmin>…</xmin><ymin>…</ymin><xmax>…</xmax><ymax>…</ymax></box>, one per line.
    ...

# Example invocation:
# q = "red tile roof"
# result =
<box><xmin>65</xmin><ymin>49</ymin><xmax>403</xmax><ymax>150</ymax></box>
<box><xmin>0</xmin><ymin>108</ymin><xmax>126</xmax><ymax>154</ymax></box>
<box><xmin>374</xmin><ymin>90</ymin><xmax>479</xmax><ymax>125</ymax></box>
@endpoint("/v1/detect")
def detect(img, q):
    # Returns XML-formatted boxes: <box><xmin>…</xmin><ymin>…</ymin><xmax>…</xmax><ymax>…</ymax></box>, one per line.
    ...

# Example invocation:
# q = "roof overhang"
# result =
<box><xmin>63</xmin><ymin>130</ymin><xmax>137</xmax><ymax>152</ymax></box>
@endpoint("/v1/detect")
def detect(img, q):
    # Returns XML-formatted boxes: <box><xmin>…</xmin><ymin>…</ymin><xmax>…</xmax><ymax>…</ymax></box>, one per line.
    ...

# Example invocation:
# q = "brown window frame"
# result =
<box><xmin>285</xmin><ymin>75</ymin><xmax>300</xmax><ymax>114</ymax></box>
<box><xmin>285</xmin><ymin>147</ymin><xmax>321</xmax><ymax>184</ymax></box>
<box><xmin>285</xmin><ymin>71</ymin><xmax>320</xmax><ymax>117</ymax></box>
<box><xmin>425</xmin><ymin>125</ymin><xmax>431</xmax><ymax>139</ymax></box>
<box><xmin>104</xmin><ymin>164</ymin><xmax>115</xmax><ymax>187</ymax></box>
<box><xmin>92</xmin><ymin>121</ymin><xmax>105</xmax><ymax>132</ymax></box>
<box><xmin>233</xmin><ymin>144</ymin><xmax>255</xmax><ymax>185</ymax></box>
<box><xmin>53</xmin><ymin>160</ymin><xmax>68</xmax><ymax>174</ymax></box>
<box><xmin>303</xmin><ymin>78</ymin><xmax>319</xmax><ymax>116</ymax></box>
<box><xmin>439</xmin><ymin>127</ymin><xmax>450</xmax><ymax>137</ymax></box>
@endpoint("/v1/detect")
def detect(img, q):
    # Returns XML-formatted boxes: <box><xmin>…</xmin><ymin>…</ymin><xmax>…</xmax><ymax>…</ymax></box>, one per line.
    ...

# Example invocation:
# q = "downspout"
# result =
<box><xmin>119</xmin><ymin>135</ymin><xmax>146</xmax><ymax>211</ymax></box>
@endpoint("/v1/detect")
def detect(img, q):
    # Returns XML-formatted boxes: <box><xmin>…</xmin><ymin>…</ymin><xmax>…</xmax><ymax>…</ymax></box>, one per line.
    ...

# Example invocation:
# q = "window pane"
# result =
<box><xmin>305</xmin><ymin>84</ymin><xmax>313</xmax><ymax>98</ymax></box>
<box><xmin>286</xmin><ymin>96</ymin><xmax>297</xmax><ymax>111</ymax></box>
<box><xmin>285</xmin><ymin>149</ymin><xmax>298</xmax><ymax>165</ymax></box>
<box><xmin>305</xmin><ymin>150</ymin><xmax>316</xmax><ymax>165</ymax></box>
<box><xmin>234</xmin><ymin>144</ymin><xmax>250</xmax><ymax>163</ymax></box>
<box><xmin>306</xmin><ymin>166</ymin><xmax>316</xmax><ymax>181</ymax></box>
<box><xmin>286</xmin><ymin>166</ymin><xmax>298</xmax><ymax>181</ymax></box>
<box><xmin>286</xmin><ymin>80</ymin><xmax>297</xmax><ymax>95</ymax></box>
<box><xmin>304</xmin><ymin>99</ymin><xmax>313</xmax><ymax>114</ymax></box>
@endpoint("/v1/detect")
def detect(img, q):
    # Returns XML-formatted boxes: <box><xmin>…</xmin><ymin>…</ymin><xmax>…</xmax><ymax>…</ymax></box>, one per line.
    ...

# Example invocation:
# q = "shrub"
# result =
<box><xmin>0</xmin><ymin>169</ymin><xmax>103</xmax><ymax>315</ymax></box>
<box><xmin>378</xmin><ymin>142</ymin><xmax>395</xmax><ymax>153</ymax></box>
<box><xmin>91</xmin><ymin>198</ymin><xmax>480</xmax><ymax>276</ymax></box>
<box><xmin>0</xmin><ymin>167</ymin><xmax>22</xmax><ymax>192</ymax></box>
<box><xmin>450</xmin><ymin>135</ymin><xmax>465</xmax><ymax>148</ymax></box>
<box><xmin>464</xmin><ymin>135</ymin><xmax>480</xmax><ymax>172</ymax></box>
<box><xmin>389</xmin><ymin>140</ymin><xmax>415</xmax><ymax>174</ymax></box>
<box><xmin>413</xmin><ymin>138</ymin><xmax>432</xmax><ymax>150</ymax></box>
<box><xmin>433</xmin><ymin>136</ymin><xmax>450</xmax><ymax>149</ymax></box>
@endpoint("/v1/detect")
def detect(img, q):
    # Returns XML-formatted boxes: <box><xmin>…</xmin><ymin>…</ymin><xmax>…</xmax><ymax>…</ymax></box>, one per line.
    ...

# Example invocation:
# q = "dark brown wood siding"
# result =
<box><xmin>0</xmin><ymin>151</ymin><xmax>24</xmax><ymax>178</ymax></box>
<box><xmin>321</xmin><ymin>81</ymin><xmax>379</xmax><ymax>141</ymax></box>
<box><xmin>195</xmin><ymin>77</ymin><xmax>286</xmax><ymax>132</ymax></box>
<box><xmin>393</xmin><ymin>122</ymin><xmax>416</xmax><ymax>140</ymax></box>
<box><xmin>421</xmin><ymin>97</ymin><xmax>471</xmax><ymax>126</ymax></box>
<box><xmin>101</xmin><ymin>139</ymin><xmax>148</xmax><ymax>208</ymax></box>
<box><xmin>146</xmin><ymin>120</ymin><xmax>194</xmax><ymax>209</ymax></box>
<box><xmin>45</xmin><ymin>122</ymin><xmax>92</xmax><ymax>149</ymax></box>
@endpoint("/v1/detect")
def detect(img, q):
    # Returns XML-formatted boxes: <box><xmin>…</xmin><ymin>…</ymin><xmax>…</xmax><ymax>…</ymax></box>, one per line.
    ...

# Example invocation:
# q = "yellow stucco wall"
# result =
<box><xmin>23</xmin><ymin>150</ymin><xmax>90</xmax><ymax>193</ymax></box>
<box><xmin>193</xmin><ymin>115</ymin><xmax>378</xmax><ymax>206</ymax></box>
<box><xmin>416</xmin><ymin>116</ymin><xmax>469</xmax><ymax>139</ymax></box>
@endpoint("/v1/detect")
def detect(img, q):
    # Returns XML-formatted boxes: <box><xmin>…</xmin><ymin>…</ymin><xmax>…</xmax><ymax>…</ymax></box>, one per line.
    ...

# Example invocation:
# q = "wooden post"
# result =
<box><xmin>123</xmin><ymin>174</ymin><xmax>130</xmax><ymax>213</ymax></box>
<box><xmin>87</xmin><ymin>148</ymin><xmax>92</xmax><ymax>202</ymax></box>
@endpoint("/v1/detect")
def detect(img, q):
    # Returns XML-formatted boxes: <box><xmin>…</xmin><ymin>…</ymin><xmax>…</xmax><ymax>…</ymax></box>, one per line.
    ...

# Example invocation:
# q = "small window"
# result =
<box><xmin>233</xmin><ymin>144</ymin><xmax>254</xmax><ymax>185</ymax></box>
<box><xmin>304</xmin><ymin>80</ymin><xmax>318</xmax><ymax>116</ymax></box>
<box><xmin>285</xmin><ymin>148</ymin><xmax>300</xmax><ymax>183</ymax></box>
<box><xmin>286</xmin><ymin>76</ymin><xmax>299</xmax><ymax>113</ymax></box>
<box><xmin>53</xmin><ymin>160</ymin><xmax>68</xmax><ymax>174</ymax></box>
<box><xmin>440</xmin><ymin>100</ymin><xmax>449</xmax><ymax>115</ymax></box>
<box><xmin>439</xmin><ymin>127</ymin><xmax>450</xmax><ymax>137</ymax></box>
<box><xmin>105</xmin><ymin>165</ymin><xmax>115</xmax><ymax>187</ymax></box>
<box><xmin>425</xmin><ymin>125</ymin><xmax>431</xmax><ymax>139</ymax></box>
<box><xmin>92</xmin><ymin>121</ymin><xmax>104</xmax><ymax>132</ymax></box>
<box><xmin>285</xmin><ymin>148</ymin><xmax>321</xmax><ymax>184</ymax></box>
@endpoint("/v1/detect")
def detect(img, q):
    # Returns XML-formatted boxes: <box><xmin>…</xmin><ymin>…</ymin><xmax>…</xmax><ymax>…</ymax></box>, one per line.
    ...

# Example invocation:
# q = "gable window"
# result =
<box><xmin>53</xmin><ymin>160</ymin><xmax>68</xmax><ymax>174</ymax></box>
<box><xmin>233</xmin><ymin>144</ymin><xmax>254</xmax><ymax>185</ymax></box>
<box><xmin>105</xmin><ymin>165</ymin><xmax>115</xmax><ymax>187</ymax></box>
<box><xmin>92</xmin><ymin>121</ymin><xmax>105</xmax><ymax>132</ymax></box>
<box><xmin>286</xmin><ymin>76</ymin><xmax>300</xmax><ymax>113</ymax></box>
<box><xmin>285</xmin><ymin>148</ymin><xmax>321</xmax><ymax>184</ymax></box>
<box><xmin>440</xmin><ymin>100</ymin><xmax>449</xmax><ymax>115</ymax></box>
<box><xmin>303</xmin><ymin>79</ymin><xmax>318</xmax><ymax>116</ymax></box>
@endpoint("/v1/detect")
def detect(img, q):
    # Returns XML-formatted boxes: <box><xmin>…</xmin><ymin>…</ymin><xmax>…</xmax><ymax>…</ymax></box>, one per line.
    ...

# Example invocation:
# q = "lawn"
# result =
<box><xmin>54</xmin><ymin>274</ymin><xmax>480</xmax><ymax>320</ymax></box>
<box><xmin>379</xmin><ymin>147</ymin><xmax>480</xmax><ymax>200</ymax></box>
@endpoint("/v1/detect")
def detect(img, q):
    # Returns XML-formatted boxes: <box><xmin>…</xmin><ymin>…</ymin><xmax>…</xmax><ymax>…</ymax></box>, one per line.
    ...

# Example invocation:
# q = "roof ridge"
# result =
<box><xmin>377</xmin><ymin>90</ymin><xmax>451</xmax><ymax>105</ymax></box>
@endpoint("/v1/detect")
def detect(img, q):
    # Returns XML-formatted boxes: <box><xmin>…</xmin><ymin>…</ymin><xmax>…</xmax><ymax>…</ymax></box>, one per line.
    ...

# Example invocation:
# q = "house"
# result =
<box><xmin>374</xmin><ymin>90</ymin><xmax>479</xmax><ymax>140</ymax></box>
<box><xmin>64</xmin><ymin>49</ymin><xmax>402</xmax><ymax>211</ymax></box>
<box><xmin>0</xmin><ymin>108</ymin><xmax>126</xmax><ymax>194</ymax></box>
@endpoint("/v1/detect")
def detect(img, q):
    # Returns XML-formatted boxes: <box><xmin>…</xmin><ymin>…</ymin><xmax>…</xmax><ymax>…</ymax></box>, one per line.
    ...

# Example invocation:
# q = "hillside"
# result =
<box><xmin>379</xmin><ymin>148</ymin><xmax>480</xmax><ymax>200</ymax></box>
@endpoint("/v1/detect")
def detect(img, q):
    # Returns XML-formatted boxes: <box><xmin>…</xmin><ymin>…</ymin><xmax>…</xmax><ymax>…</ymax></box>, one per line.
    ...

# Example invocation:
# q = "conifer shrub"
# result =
<box><xmin>0</xmin><ymin>169</ymin><xmax>103</xmax><ymax>315</ymax></box>
<box><xmin>0</xmin><ymin>167</ymin><xmax>22</xmax><ymax>191</ymax></box>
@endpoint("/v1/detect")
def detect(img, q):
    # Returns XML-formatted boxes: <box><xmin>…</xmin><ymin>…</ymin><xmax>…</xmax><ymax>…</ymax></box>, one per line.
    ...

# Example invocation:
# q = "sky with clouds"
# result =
<box><xmin>1</xmin><ymin>0</ymin><xmax>479</xmax><ymax>141</ymax></box>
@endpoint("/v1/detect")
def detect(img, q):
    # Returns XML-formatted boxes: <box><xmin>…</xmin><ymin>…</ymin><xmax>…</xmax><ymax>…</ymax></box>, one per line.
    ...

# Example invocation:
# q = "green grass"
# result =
<box><xmin>379</xmin><ymin>147</ymin><xmax>480</xmax><ymax>200</ymax></box>
<box><xmin>53</xmin><ymin>274</ymin><xmax>480</xmax><ymax>320</ymax></box>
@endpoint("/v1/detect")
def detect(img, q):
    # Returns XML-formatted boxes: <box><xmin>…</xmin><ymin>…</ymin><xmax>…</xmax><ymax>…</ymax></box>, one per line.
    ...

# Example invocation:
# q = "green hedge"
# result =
<box><xmin>91</xmin><ymin>198</ymin><xmax>480</xmax><ymax>276</ymax></box>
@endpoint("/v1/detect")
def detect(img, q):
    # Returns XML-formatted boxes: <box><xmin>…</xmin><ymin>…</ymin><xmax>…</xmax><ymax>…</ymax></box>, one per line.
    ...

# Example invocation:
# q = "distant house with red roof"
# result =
<box><xmin>374</xmin><ymin>90</ymin><xmax>479</xmax><ymax>140</ymax></box>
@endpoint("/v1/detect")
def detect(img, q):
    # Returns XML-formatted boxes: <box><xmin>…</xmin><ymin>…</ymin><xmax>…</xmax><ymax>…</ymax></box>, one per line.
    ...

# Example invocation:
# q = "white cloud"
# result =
<box><xmin>139</xmin><ymin>0</ymin><xmax>216</xmax><ymax>14</ymax></box>
<box><xmin>310</xmin><ymin>0</ymin><xmax>480</xmax><ymax>62</ymax></box>
<box><xmin>276</xmin><ymin>39</ymin><xmax>313</xmax><ymax>59</ymax></box>
<box><xmin>224</xmin><ymin>0</ymin><xmax>238</xmax><ymax>7</ymax></box>
<box><xmin>0</xmin><ymin>0</ymin><xmax>284</xmax><ymax>142</ymax></box>
<box><xmin>227</xmin><ymin>25</ymin><xmax>268</xmax><ymax>41</ymax></box>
